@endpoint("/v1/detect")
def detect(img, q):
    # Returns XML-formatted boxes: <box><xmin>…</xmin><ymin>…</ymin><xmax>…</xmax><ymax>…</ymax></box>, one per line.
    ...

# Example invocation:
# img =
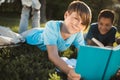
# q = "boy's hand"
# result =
<box><xmin>67</xmin><ymin>69</ymin><xmax>81</xmax><ymax>80</ymax></box>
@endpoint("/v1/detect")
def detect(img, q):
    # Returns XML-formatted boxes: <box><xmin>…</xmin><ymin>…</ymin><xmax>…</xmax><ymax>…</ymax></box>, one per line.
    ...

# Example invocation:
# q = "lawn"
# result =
<box><xmin>0</xmin><ymin>15</ymin><xmax>45</xmax><ymax>32</ymax></box>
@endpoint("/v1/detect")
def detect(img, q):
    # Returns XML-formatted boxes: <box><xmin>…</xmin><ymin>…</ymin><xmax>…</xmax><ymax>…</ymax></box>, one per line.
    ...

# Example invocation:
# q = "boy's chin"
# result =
<box><xmin>100</xmin><ymin>30</ymin><xmax>108</xmax><ymax>35</ymax></box>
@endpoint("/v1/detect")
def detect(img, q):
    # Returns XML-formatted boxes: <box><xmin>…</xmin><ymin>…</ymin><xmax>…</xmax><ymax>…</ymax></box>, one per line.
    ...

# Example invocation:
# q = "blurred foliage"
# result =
<box><xmin>0</xmin><ymin>44</ymin><xmax>56</xmax><ymax>80</ymax></box>
<box><xmin>0</xmin><ymin>0</ymin><xmax>120</xmax><ymax>27</ymax></box>
<box><xmin>49</xmin><ymin>72</ymin><xmax>61</xmax><ymax>80</ymax></box>
<box><xmin>0</xmin><ymin>0</ymin><xmax>21</xmax><ymax>13</ymax></box>
<box><xmin>46</xmin><ymin>0</ymin><xmax>73</xmax><ymax>20</ymax></box>
<box><xmin>62</xmin><ymin>48</ymin><xmax>74</xmax><ymax>58</ymax></box>
<box><xmin>82</xmin><ymin>0</ymin><xmax>113</xmax><ymax>22</ymax></box>
<box><xmin>0</xmin><ymin>0</ymin><xmax>114</xmax><ymax>21</ymax></box>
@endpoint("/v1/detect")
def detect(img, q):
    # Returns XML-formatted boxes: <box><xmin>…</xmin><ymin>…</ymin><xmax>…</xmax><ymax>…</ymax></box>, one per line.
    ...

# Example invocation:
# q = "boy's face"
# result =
<box><xmin>98</xmin><ymin>17</ymin><xmax>113</xmax><ymax>35</ymax></box>
<box><xmin>64</xmin><ymin>11</ymin><xmax>85</xmax><ymax>34</ymax></box>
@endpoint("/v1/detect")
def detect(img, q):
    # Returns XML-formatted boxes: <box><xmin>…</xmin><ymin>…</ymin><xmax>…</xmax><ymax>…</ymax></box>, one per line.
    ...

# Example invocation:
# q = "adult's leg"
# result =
<box><xmin>19</xmin><ymin>6</ymin><xmax>30</xmax><ymax>33</ymax></box>
<box><xmin>31</xmin><ymin>0</ymin><xmax>41</xmax><ymax>28</ymax></box>
<box><xmin>32</xmin><ymin>9</ymin><xmax>40</xmax><ymax>28</ymax></box>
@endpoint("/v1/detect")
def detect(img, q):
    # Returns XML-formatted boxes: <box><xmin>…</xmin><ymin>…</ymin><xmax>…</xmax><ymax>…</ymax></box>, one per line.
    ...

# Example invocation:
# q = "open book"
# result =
<box><xmin>91</xmin><ymin>37</ymin><xmax>104</xmax><ymax>47</ymax></box>
<box><xmin>75</xmin><ymin>45</ymin><xmax>120</xmax><ymax>80</ymax></box>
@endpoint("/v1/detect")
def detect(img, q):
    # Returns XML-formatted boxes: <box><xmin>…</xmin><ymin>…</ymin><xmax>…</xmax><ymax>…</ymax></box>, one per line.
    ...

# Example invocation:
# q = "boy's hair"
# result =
<box><xmin>98</xmin><ymin>9</ymin><xmax>115</xmax><ymax>24</ymax></box>
<box><xmin>67</xmin><ymin>0</ymin><xmax>92</xmax><ymax>29</ymax></box>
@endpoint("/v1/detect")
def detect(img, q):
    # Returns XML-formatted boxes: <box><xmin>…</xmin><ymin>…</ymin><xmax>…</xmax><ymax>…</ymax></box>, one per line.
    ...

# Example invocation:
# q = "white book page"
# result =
<box><xmin>92</xmin><ymin>37</ymin><xmax>104</xmax><ymax>47</ymax></box>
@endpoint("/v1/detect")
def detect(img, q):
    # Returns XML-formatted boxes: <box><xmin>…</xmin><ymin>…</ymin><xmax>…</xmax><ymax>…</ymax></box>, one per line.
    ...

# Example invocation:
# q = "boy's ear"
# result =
<box><xmin>64</xmin><ymin>11</ymin><xmax>69</xmax><ymax>19</ymax></box>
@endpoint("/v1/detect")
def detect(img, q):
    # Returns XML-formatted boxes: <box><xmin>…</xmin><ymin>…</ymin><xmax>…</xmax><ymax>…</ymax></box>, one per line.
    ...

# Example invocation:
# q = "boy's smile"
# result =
<box><xmin>98</xmin><ymin>17</ymin><xmax>113</xmax><ymax>35</ymax></box>
<box><xmin>61</xmin><ymin>11</ymin><xmax>85</xmax><ymax>36</ymax></box>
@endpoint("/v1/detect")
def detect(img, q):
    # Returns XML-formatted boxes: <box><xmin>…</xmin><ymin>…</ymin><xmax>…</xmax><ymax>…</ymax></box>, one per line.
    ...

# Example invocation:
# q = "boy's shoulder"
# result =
<box><xmin>46</xmin><ymin>20</ymin><xmax>63</xmax><ymax>29</ymax></box>
<box><xmin>91</xmin><ymin>22</ymin><xmax>98</xmax><ymax>27</ymax></box>
<box><xmin>46</xmin><ymin>20</ymin><xmax>63</xmax><ymax>25</ymax></box>
<box><xmin>45</xmin><ymin>20</ymin><xmax>63</xmax><ymax>32</ymax></box>
<box><xmin>111</xmin><ymin>26</ymin><xmax>117</xmax><ymax>31</ymax></box>
<box><xmin>89</xmin><ymin>22</ymin><xmax>98</xmax><ymax>30</ymax></box>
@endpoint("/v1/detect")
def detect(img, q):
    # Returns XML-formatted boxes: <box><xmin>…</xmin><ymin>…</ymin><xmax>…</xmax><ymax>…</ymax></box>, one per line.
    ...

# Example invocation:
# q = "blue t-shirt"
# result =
<box><xmin>25</xmin><ymin>20</ymin><xmax>85</xmax><ymax>51</ymax></box>
<box><xmin>86</xmin><ymin>23</ymin><xmax>117</xmax><ymax>46</ymax></box>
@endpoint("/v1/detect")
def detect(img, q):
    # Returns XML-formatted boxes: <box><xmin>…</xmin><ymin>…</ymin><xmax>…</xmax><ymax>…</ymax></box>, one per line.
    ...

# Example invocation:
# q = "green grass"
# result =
<box><xmin>116</xmin><ymin>32</ymin><xmax>120</xmax><ymax>37</ymax></box>
<box><xmin>0</xmin><ymin>16</ymin><xmax>45</xmax><ymax>32</ymax></box>
<box><xmin>0</xmin><ymin>16</ymin><xmax>19</xmax><ymax>32</ymax></box>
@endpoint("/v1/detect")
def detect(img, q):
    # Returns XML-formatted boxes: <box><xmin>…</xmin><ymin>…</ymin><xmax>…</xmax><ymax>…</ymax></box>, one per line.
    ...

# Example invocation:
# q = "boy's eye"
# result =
<box><xmin>105</xmin><ymin>24</ymin><xmax>111</xmax><ymax>27</ymax></box>
<box><xmin>74</xmin><ymin>17</ymin><xmax>79</xmax><ymax>20</ymax></box>
<box><xmin>99</xmin><ymin>22</ymin><xmax>102</xmax><ymax>25</ymax></box>
<box><xmin>73</xmin><ymin>16</ymin><xmax>78</xmax><ymax>20</ymax></box>
<box><xmin>81</xmin><ymin>22</ymin><xmax>86</xmax><ymax>25</ymax></box>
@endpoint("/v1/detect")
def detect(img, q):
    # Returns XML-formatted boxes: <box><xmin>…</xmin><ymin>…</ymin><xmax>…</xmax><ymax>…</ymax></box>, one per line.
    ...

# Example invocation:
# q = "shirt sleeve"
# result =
<box><xmin>73</xmin><ymin>32</ymin><xmax>85</xmax><ymax>49</ymax></box>
<box><xmin>44</xmin><ymin>21</ymin><xmax>58</xmax><ymax>45</ymax></box>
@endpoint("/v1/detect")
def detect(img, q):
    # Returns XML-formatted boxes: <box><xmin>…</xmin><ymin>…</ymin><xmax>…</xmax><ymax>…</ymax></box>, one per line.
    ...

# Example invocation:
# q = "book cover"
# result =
<box><xmin>103</xmin><ymin>45</ymin><xmax>120</xmax><ymax>80</ymax></box>
<box><xmin>75</xmin><ymin>45</ymin><xmax>120</xmax><ymax>80</ymax></box>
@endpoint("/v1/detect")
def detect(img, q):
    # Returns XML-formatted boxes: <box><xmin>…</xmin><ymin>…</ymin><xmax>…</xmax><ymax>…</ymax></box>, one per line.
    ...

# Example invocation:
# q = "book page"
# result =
<box><xmin>92</xmin><ymin>37</ymin><xmax>104</xmax><ymax>47</ymax></box>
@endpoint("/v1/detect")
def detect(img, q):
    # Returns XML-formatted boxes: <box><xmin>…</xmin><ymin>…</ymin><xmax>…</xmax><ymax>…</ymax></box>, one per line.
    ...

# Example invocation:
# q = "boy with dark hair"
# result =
<box><xmin>21</xmin><ymin>1</ymin><xmax>92</xmax><ymax>80</ymax></box>
<box><xmin>86</xmin><ymin>9</ymin><xmax>117</xmax><ymax>47</ymax></box>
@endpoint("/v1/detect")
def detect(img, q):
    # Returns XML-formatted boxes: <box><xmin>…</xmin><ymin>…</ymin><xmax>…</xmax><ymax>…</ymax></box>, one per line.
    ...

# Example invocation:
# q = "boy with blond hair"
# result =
<box><xmin>22</xmin><ymin>1</ymin><xmax>92</xmax><ymax>80</ymax></box>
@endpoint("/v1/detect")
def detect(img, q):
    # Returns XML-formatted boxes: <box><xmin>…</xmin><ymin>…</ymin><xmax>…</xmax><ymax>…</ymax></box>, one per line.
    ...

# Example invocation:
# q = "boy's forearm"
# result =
<box><xmin>49</xmin><ymin>54</ymin><xmax>80</xmax><ymax>80</ymax></box>
<box><xmin>48</xmin><ymin>53</ymin><xmax>74</xmax><ymax>74</ymax></box>
<box><xmin>47</xmin><ymin>45</ymin><xmax>73</xmax><ymax>74</ymax></box>
<box><xmin>86</xmin><ymin>39</ymin><xmax>96</xmax><ymax>46</ymax></box>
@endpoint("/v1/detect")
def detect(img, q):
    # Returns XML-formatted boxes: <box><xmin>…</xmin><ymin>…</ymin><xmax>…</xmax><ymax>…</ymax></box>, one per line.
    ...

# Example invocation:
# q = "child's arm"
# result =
<box><xmin>86</xmin><ymin>39</ymin><xmax>97</xmax><ymax>46</ymax></box>
<box><xmin>46</xmin><ymin>45</ymin><xmax>80</xmax><ymax>80</ymax></box>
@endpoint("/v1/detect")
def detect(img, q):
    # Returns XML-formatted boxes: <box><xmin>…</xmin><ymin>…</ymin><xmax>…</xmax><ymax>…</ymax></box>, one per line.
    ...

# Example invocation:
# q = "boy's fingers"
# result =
<box><xmin>70</xmin><ymin>69</ymin><xmax>81</xmax><ymax>77</ymax></box>
<box><xmin>68</xmin><ymin>69</ymin><xmax>81</xmax><ymax>80</ymax></box>
<box><xmin>68</xmin><ymin>77</ymin><xmax>80</xmax><ymax>80</ymax></box>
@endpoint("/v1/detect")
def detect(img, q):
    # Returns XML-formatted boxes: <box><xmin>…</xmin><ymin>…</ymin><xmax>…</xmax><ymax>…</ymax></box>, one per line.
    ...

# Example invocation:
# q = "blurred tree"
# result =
<box><xmin>0</xmin><ymin>0</ymin><xmax>117</xmax><ymax>24</ymax></box>
<box><xmin>0</xmin><ymin>0</ymin><xmax>46</xmax><ymax>23</ymax></box>
<box><xmin>0</xmin><ymin>0</ymin><xmax>21</xmax><ymax>16</ymax></box>
<box><xmin>46</xmin><ymin>0</ymin><xmax>114</xmax><ymax>22</ymax></box>
<box><xmin>46</xmin><ymin>0</ymin><xmax>73</xmax><ymax>20</ymax></box>
<box><xmin>81</xmin><ymin>0</ymin><xmax>113</xmax><ymax>22</ymax></box>
<box><xmin>113</xmin><ymin>0</ymin><xmax>120</xmax><ymax>32</ymax></box>
<box><xmin>40</xmin><ymin>0</ymin><xmax>46</xmax><ymax>23</ymax></box>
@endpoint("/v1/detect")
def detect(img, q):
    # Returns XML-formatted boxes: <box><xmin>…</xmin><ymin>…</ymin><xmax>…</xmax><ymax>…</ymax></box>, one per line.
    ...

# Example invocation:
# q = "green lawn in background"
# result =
<box><xmin>0</xmin><ymin>16</ymin><xmax>20</xmax><ymax>32</ymax></box>
<box><xmin>0</xmin><ymin>16</ymin><xmax>45</xmax><ymax>32</ymax></box>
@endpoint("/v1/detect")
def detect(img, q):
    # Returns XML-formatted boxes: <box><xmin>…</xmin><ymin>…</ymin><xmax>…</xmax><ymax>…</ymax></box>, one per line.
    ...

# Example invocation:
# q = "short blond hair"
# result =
<box><xmin>67</xmin><ymin>0</ymin><xmax>92</xmax><ymax>29</ymax></box>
